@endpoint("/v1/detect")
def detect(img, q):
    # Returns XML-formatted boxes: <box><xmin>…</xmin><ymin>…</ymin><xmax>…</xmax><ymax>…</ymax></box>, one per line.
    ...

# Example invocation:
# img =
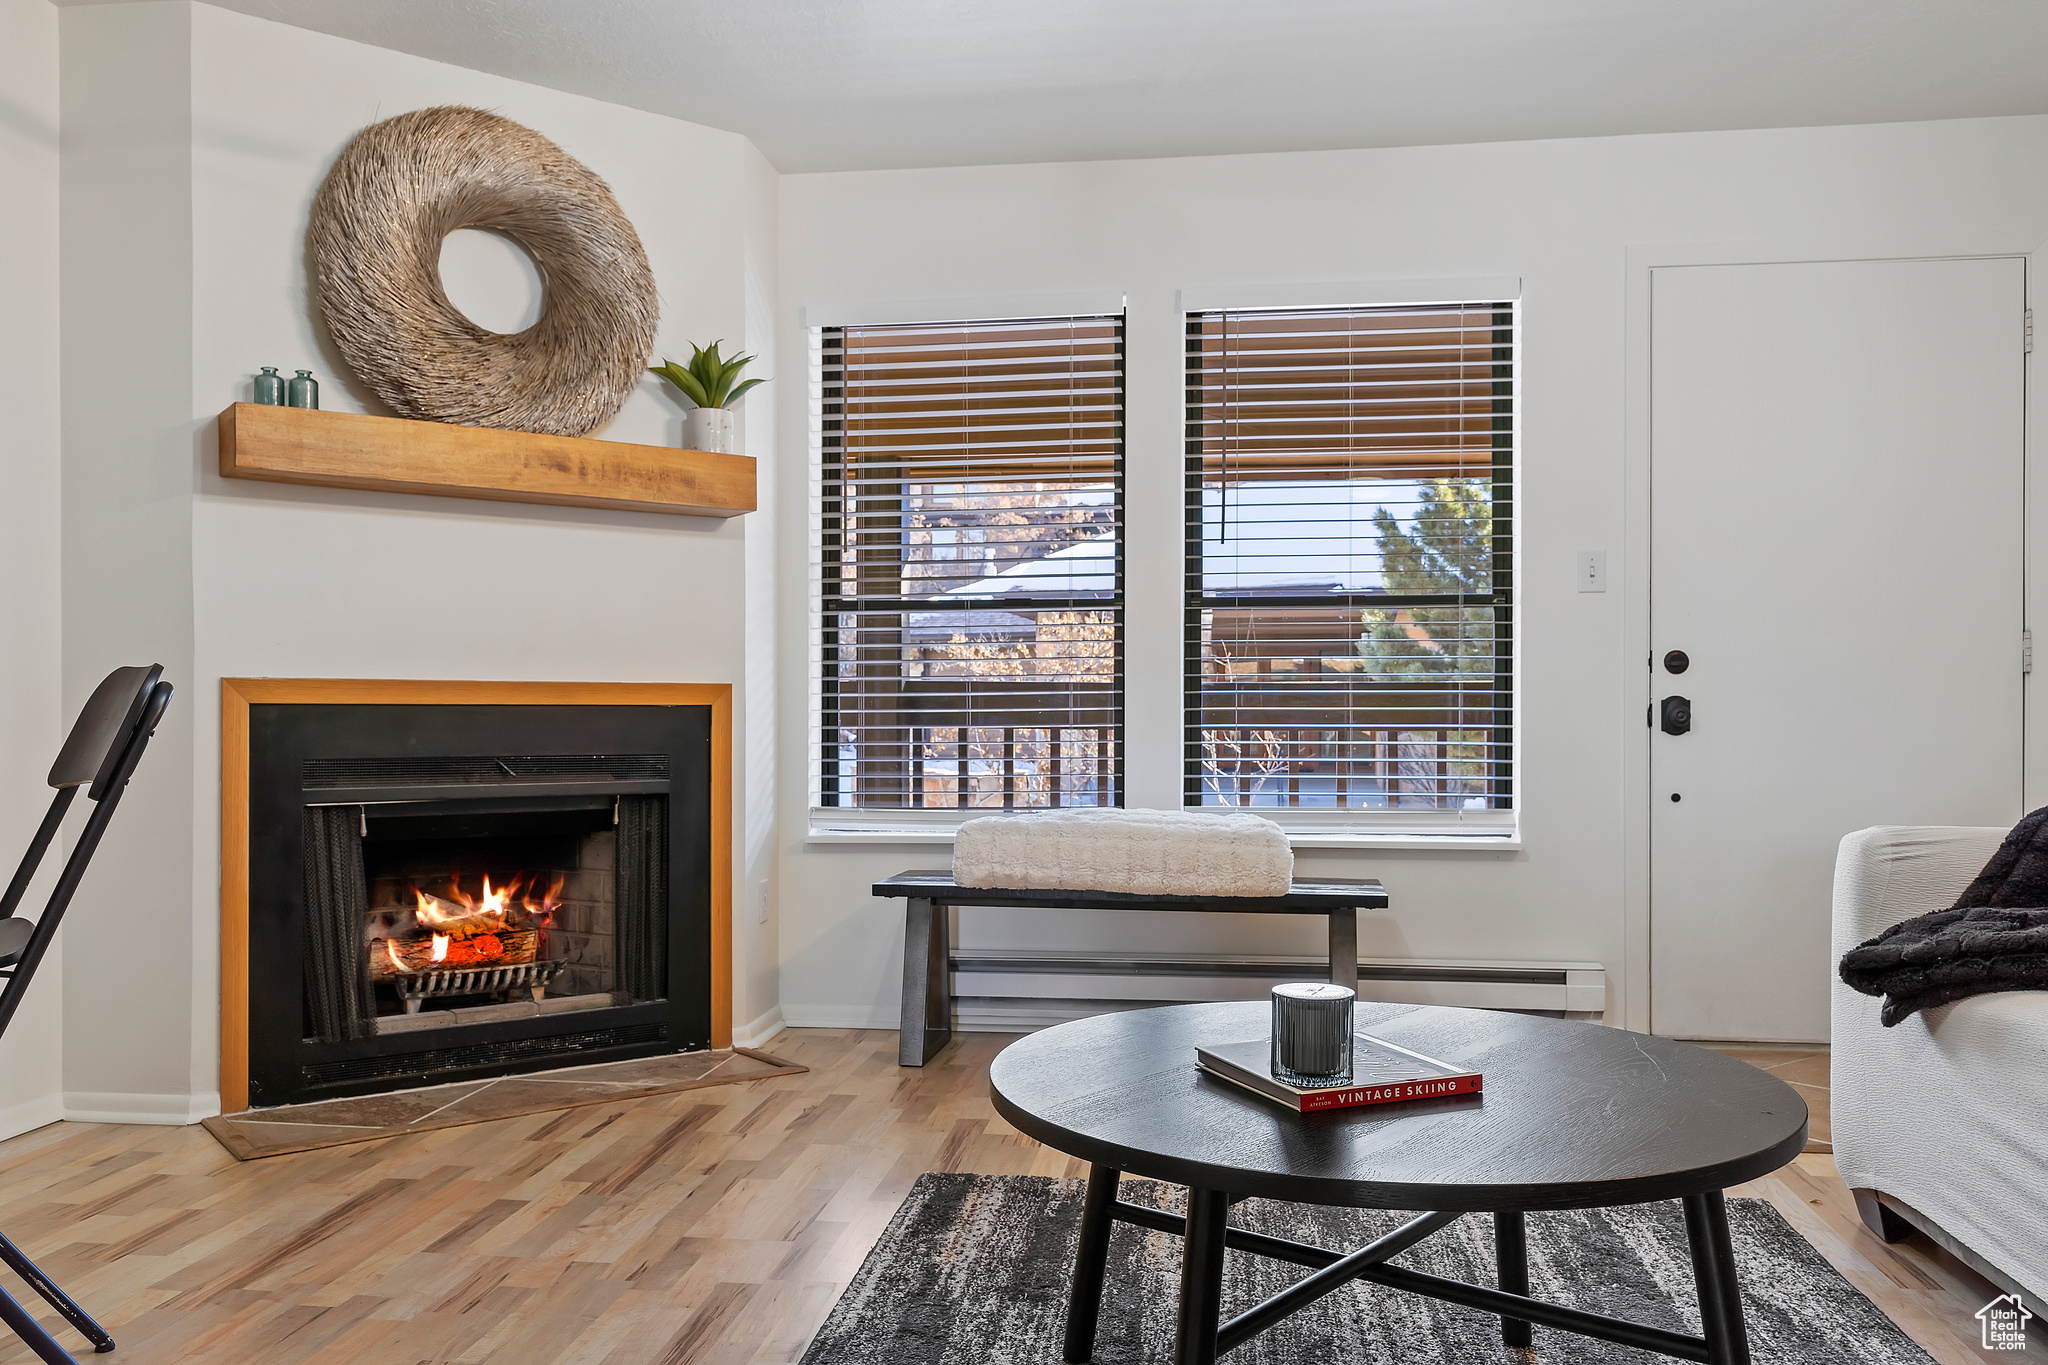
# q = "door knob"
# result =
<box><xmin>1660</xmin><ymin>696</ymin><xmax>1692</xmax><ymax>735</ymax></box>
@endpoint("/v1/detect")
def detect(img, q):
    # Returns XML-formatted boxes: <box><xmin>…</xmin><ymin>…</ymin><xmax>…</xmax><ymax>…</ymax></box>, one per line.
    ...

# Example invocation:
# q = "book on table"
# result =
<box><xmin>1196</xmin><ymin>1033</ymin><xmax>1484</xmax><ymax>1113</ymax></box>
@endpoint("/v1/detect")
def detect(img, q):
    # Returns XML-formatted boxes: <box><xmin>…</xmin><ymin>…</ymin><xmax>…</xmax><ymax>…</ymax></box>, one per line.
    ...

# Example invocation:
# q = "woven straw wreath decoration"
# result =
<box><xmin>308</xmin><ymin>106</ymin><xmax>659</xmax><ymax>438</ymax></box>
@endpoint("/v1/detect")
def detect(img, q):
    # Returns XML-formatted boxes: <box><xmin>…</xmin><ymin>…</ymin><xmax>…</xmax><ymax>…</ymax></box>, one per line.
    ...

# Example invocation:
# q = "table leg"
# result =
<box><xmin>1327</xmin><ymin>907</ymin><xmax>1358</xmax><ymax>994</ymax></box>
<box><xmin>1174</xmin><ymin>1188</ymin><xmax>1232</xmax><ymax>1365</ymax></box>
<box><xmin>897</xmin><ymin>897</ymin><xmax>951</xmax><ymax>1067</ymax></box>
<box><xmin>1683</xmin><ymin>1191</ymin><xmax>1752</xmax><ymax>1365</ymax></box>
<box><xmin>1494</xmin><ymin>1209</ymin><xmax>1532</xmax><ymax>1347</ymax></box>
<box><xmin>1063</xmin><ymin>1165</ymin><xmax>1120</xmax><ymax>1362</ymax></box>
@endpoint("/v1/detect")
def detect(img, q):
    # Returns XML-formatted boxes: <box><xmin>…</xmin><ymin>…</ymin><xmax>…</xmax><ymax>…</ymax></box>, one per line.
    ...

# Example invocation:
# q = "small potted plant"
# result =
<box><xmin>650</xmin><ymin>341</ymin><xmax>765</xmax><ymax>454</ymax></box>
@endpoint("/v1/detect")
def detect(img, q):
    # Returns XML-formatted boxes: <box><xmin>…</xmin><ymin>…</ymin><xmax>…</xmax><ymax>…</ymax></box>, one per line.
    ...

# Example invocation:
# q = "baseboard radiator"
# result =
<box><xmin>949</xmin><ymin>950</ymin><xmax>1607</xmax><ymax>1031</ymax></box>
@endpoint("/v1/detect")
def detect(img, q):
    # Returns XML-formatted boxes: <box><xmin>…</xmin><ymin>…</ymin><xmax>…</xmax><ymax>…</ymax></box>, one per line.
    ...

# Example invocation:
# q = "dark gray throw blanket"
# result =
<box><xmin>1838</xmin><ymin>805</ymin><xmax>2048</xmax><ymax>1025</ymax></box>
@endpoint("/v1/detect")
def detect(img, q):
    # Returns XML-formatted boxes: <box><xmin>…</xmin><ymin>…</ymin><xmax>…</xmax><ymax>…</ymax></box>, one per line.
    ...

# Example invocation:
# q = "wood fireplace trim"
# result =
<box><xmin>219</xmin><ymin>677</ymin><xmax>733</xmax><ymax>1114</ymax></box>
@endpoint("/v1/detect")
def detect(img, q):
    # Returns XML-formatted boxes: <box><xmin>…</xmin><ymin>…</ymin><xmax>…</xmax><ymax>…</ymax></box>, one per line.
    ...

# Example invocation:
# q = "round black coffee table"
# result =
<box><xmin>988</xmin><ymin>1001</ymin><xmax>1806</xmax><ymax>1365</ymax></box>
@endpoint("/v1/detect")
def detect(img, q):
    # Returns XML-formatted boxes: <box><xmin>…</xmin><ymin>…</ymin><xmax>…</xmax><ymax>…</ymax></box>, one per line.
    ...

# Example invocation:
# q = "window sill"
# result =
<box><xmin>1284</xmin><ymin>832</ymin><xmax>1521</xmax><ymax>851</ymax></box>
<box><xmin>804</xmin><ymin>826</ymin><xmax>1520</xmax><ymax>851</ymax></box>
<box><xmin>804</xmin><ymin>829</ymin><xmax>965</xmax><ymax>846</ymax></box>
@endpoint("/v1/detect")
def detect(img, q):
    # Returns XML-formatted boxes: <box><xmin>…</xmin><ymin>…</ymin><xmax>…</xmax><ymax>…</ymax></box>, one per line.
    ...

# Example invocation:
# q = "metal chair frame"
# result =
<box><xmin>0</xmin><ymin>664</ymin><xmax>174</xmax><ymax>1362</ymax></box>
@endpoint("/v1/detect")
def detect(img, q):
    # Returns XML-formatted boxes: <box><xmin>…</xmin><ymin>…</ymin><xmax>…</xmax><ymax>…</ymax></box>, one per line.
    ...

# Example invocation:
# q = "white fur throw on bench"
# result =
<box><xmin>952</xmin><ymin>808</ymin><xmax>1294</xmax><ymax>898</ymax></box>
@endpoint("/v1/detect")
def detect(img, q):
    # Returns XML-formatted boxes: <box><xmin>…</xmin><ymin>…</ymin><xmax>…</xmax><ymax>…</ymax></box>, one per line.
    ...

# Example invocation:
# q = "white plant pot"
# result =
<box><xmin>686</xmin><ymin>407</ymin><xmax>736</xmax><ymax>454</ymax></box>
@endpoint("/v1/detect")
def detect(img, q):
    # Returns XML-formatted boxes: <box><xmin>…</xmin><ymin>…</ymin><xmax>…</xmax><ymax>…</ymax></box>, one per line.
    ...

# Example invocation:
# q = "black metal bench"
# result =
<box><xmin>871</xmin><ymin>871</ymin><xmax>1389</xmax><ymax>1065</ymax></box>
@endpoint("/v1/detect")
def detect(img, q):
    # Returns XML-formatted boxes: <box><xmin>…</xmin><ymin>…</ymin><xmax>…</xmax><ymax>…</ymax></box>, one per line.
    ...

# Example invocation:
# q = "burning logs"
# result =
<box><xmin>366</xmin><ymin>874</ymin><xmax>562</xmax><ymax>983</ymax></box>
<box><xmin>408</xmin><ymin>891</ymin><xmax>511</xmax><ymax>939</ymax></box>
<box><xmin>370</xmin><ymin>926</ymin><xmax>539</xmax><ymax>980</ymax></box>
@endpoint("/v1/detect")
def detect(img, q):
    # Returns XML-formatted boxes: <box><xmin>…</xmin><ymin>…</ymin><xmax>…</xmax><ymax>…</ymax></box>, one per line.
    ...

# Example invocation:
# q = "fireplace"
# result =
<box><xmin>222</xmin><ymin>682</ymin><xmax>729</xmax><ymax>1110</ymax></box>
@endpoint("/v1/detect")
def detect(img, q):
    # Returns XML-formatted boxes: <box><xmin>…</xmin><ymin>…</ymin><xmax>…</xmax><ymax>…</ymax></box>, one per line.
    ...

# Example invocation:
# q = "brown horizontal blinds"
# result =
<box><xmin>821</xmin><ymin>315</ymin><xmax>1124</xmax><ymax>811</ymax></box>
<box><xmin>1184</xmin><ymin>302</ymin><xmax>1514</xmax><ymax>812</ymax></box>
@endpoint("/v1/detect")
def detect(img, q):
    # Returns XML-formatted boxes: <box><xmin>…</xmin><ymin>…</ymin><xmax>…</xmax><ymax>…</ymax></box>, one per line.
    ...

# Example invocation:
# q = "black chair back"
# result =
<box><xmin>0</xmin><ymin>665</ymin><xmax>174</xmax><ymax>1038</ymax></box>
<box><xmin>48</xmin><ymin>665</ymin><xmax>167</xmax><ymax>799</ymax></box>
<box><xmin>0</xmin><ymin>665</ymin><xmax>170</xmax><ymax>1365</ymax></box>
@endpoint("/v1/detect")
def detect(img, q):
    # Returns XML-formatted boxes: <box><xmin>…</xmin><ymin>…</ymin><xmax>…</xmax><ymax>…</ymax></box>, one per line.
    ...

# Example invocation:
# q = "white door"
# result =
<box><xmin>1650</xmin><ymin>256</ymin><xmax>2027</xmax><ymax>1042</ymax></box>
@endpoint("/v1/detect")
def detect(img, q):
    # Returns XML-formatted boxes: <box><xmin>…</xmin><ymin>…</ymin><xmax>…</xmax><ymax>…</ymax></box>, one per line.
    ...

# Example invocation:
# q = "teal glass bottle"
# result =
<box><xmin>287</xmin><ymin>370</ymin><xmax>319</xmax><ymax>410</ymax></box>
<box><xmin>253</xmin><ymin>367</ymin><xmax>285</xmax><ymax>405</ymax></box>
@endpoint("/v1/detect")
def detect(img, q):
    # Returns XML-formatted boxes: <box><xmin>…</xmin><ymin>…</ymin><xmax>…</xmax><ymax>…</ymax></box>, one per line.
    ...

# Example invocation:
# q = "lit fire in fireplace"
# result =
<box><xmin>368</xmin><ymin>874</ymin><xmax>561</xmax><ymax>980</ymax></box>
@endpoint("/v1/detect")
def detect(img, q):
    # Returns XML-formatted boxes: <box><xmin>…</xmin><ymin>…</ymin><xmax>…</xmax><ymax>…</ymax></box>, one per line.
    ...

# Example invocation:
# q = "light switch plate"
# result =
<box><xmin>1578</xmin><ymin>550</ymin><xmax>1607</xmax><ymax>593</ymax></box>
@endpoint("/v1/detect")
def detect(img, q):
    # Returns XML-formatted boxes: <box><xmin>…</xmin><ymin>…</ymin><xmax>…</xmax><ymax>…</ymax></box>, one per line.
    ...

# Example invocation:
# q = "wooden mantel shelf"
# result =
<box><xmin>217</xmin><ymin>403</ymin><xmax>755</xmax><ymax>517</ymax></box>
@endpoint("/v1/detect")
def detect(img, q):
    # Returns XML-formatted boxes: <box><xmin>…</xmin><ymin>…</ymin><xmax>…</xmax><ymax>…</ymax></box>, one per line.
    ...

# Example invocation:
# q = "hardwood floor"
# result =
<box><xmin>1701</xmin><ymin>1043</ymin><xmax>1833</xmax><ymax>1153</ymax></box>
<box><xmin>0</xmin><ymin>1028</ymin><xmax>2035</xmax><ymax>1363</ymax></box>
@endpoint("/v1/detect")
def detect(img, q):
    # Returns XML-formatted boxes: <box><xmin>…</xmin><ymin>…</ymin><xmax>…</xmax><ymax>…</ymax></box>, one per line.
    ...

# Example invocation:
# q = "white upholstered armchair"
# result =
<box><xmin>1831</xmin><ymin>825</ymin><xmax>2048</xmax><ymax>1311</ymax></box>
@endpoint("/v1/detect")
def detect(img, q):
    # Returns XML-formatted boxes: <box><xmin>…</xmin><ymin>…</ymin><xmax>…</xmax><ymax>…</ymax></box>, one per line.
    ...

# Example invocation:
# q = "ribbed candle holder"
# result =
<box><xmin>1270</xmin><ymin>982</ymin><xmax>1355</xmax><ymax>1083</ymax></box>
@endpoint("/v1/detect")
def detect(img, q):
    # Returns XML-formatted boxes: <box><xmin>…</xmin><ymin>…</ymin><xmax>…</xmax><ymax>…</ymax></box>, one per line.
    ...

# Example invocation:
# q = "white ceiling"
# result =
<box><xmin>66</xmin><ymin>0</ymin><xmax>2048</xmax><ymax>172</ymax></box>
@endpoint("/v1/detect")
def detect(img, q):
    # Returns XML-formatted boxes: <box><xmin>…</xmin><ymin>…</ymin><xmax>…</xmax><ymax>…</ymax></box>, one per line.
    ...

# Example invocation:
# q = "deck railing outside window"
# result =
<box><xmin>818</xmin><ymin>315</ymin><xmax>1126</xmax><ymax>811</ymax></box>
<box><xmin>1185</xmin><ymin>303</ymin><xmax>1516</xmax><ymax>811</ymax></box>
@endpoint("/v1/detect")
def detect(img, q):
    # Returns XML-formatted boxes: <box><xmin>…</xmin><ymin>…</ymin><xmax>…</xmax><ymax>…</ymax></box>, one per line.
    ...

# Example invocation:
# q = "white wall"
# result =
<box><xmin>773</xmin><ymin>116</ymin><xmax>2048</xmax><ymax>1033</ymax></box>
<box><xmin>54</xmin><ymin>1</ymin><xmax>778</xmax><ymax>1118</ymax></box>
<box><xmin>59</xmin><ymin>1</ymin><xmax>201</xmax><ymax>1123</ymax></box>
<box><xmin>736</xmin><ymin>140</ymin><xmax>782</xmax><ymax>1044</ymax></box>
<box><xmin>0</xmin><ymin>0</ymin><xmax>65</xmax><ymax>1141</ymax></box>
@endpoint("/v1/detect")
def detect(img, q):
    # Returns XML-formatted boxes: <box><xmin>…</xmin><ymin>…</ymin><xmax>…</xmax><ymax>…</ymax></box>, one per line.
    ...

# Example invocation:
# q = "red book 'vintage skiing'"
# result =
<box><xmin>1196</xmin><ymin>1033</ymin><xmax>1483</xmax><ymax>1113</ymax></box>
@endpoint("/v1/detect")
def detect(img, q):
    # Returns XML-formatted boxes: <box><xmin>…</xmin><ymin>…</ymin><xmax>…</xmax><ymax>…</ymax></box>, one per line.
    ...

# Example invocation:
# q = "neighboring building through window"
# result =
<box><xmin>1184</xmin><ymin>301</ymin><xmax>1516</xmax><ymax>815</ymax></box>
<box><xmin>816</xmin><ymin>315</ymin><xmax>1125</xmax><ymax>814</ymax></box>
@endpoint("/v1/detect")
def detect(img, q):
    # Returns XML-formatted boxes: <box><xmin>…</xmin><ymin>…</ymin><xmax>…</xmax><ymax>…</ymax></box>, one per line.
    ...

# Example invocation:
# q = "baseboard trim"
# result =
<box><xmin>0</xmin><ymin>1092</ymin><xmax>66</xmax><ymax>1143</ymax></box>
<box><xmin>732</xmin><ymin>1005</ymin><xmax>787</xmax><ymax>1050</ymax></box>
<box><xmin>780</xmin><ymin>1007</ymin><xmax>893</xmax><ymax>1031</ymax></box>
<box><xmin>64</xmin><ymin>1090</ymin><xmax>220</xmax><ymax>1126</ymax></box>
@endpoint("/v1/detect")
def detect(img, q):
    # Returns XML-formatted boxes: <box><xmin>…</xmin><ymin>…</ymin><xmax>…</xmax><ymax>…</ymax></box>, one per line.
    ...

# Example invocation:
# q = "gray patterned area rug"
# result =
<box><xmin>800</xmin><ymin>1174</ymin><xmax>1934</xmax><ymax>1364</ymax></box>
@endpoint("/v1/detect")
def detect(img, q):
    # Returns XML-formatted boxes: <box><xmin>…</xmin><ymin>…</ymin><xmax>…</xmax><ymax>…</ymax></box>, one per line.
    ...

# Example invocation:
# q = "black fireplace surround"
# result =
<box><xmin>246</xmin><ymin>703</ymin><xmax>712</xmax><ymax>1107</ymax></box>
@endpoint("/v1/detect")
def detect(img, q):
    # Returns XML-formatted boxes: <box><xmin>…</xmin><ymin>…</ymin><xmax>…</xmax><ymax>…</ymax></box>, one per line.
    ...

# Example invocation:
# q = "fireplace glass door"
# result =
<box><xmin>248</xmin><ymin>704</ymin><xmax>711</xmax><ymax>1107</ymax></box>
<box><xmin>300</xmin><ymin>796</ymin><xmax>671</xmax><ymax>1040</ymax></box>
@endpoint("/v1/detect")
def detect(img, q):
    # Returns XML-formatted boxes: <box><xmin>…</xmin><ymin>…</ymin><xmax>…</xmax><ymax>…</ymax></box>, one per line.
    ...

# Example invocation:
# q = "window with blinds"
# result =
<box><xmin>1184</xmin><ymin>301</ymin><xmax>1514</xmax><ymax>815</ymax></box>
<box><xmin>818</xmin><ymin>315</ymin><xmax>1124</xmax><ymax>813</ymax></box>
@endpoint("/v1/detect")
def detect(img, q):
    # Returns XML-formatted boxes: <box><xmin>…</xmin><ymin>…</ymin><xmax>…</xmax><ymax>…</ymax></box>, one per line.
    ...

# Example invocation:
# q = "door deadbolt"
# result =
<box><xmin>1663</xmin><ymin>650</ymin><xmax>1689</xmax><ymax>674</ymax></box>
<box><xmin>1660</xmin><ymin>696</ymin><xmax>1692</xmax><ymax>735</ymax></box>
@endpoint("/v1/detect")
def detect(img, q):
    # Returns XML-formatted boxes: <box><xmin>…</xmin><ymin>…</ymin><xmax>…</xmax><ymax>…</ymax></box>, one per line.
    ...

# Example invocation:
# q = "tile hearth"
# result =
<box><xmin>202</xmin><ymin>1047</ymin><xmax>804</xmax><ymax>1160</ymax></box>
